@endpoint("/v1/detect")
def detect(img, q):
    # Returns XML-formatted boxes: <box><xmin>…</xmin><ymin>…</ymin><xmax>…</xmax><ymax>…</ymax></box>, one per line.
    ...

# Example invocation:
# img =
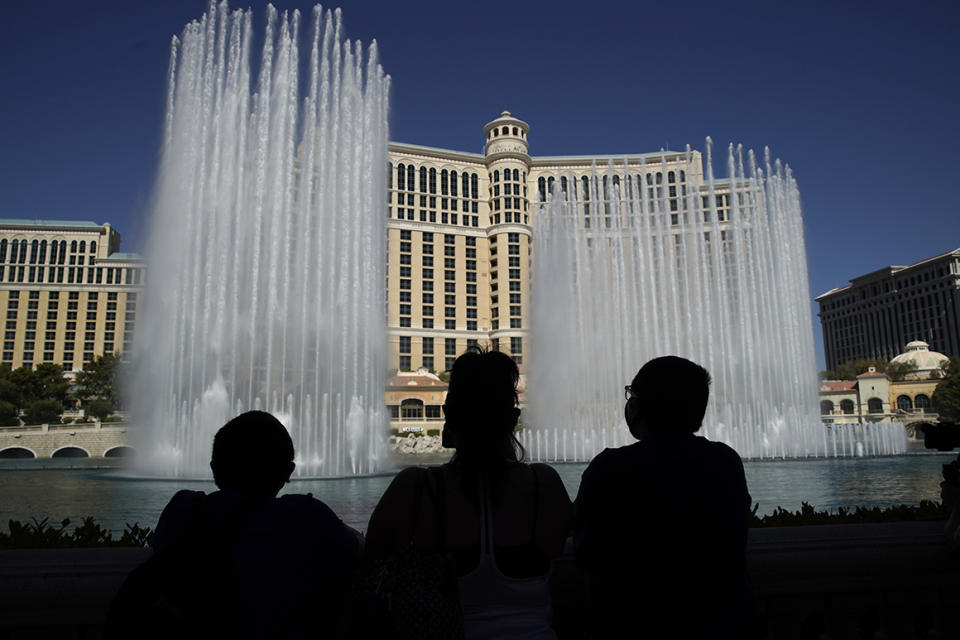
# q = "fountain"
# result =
<box><xmin>129</xmin><ymin>2</ymin><xmax>390</xmax><ymax>478</ymax></box>
<box><xmin>524</xmin><ymin>142</ymin><xmax>907</xmax><ymax>460</ymax></box>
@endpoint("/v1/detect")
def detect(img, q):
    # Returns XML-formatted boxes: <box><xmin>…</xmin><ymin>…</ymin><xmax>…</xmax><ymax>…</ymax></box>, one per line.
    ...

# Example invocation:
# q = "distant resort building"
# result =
<box><xmin>384</xmin><ymin>369</ymin><xmax>448</xmax><ymax>436</ymax></box>
<box><xmin>816</xmin><ymin>249</ymin><xmax>960</xmax><ymax>371</ymax></box>
<box><xmin>819</xmin><ymin>341</ymin><xmax>948</xmax><ymax>431</ymax></box>
<box><xmin>0</xmin><ymin>219</ymin><xmax>144</xmax><ymax>371</ymax></box>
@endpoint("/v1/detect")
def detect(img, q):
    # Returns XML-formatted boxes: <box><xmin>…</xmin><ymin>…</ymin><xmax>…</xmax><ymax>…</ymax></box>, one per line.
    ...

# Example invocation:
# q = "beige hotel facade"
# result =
<box><xmin>0</xmin><ymin>219</ymin><xmax>144</xmax><ymax>372</ymax></box>
<box><xmin>387</xmin><ymin>110</ymin><xmax>733</xmax><ymax>374</ymax></box>
<box><xmin>2</xmin><ymin>111</ymin><xmax>738</xmax><ymax>382</ymax></box>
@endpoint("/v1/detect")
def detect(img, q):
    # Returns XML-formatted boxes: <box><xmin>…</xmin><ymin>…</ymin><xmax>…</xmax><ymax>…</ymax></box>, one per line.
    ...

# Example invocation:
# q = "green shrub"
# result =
<box><xmin>426</xmin><ymin>429</ymin><xmax>440</xmax><ymax>436</ymax></box>
<box><xmin>748</xmin><ymin>500</ymin><xmax>947</xmax><ymax>527</ymax></box>
<box><xmin>0</xmin><ymin>400</ymin><xmax>19</xmax><ymax>426</ymax></box>
<box><xmin>23</xmin><ymin>399</ymin><xmax>62</xmax><ymax>425</ymax></box>
<box><xmin>0</xmin><ymin>517</ymin><xmax>152</xmax><ymax>549</ymax></box>
<box><xmin>86</xmin><ymin>399</ymin><xmax>115</xmax><ymax>420</ymax></box>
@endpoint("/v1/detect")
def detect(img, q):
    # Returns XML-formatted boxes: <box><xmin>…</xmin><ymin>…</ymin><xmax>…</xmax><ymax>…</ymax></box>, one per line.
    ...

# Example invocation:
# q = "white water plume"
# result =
<box><xmin>524</xmin><ymin>142</ymin><xmax>907</xmax><ymax>460</ymax></box>
<box><xmin>130</xmin><ymin>2</ymin><xmax>390</xmax><ymax>477</ymax></box>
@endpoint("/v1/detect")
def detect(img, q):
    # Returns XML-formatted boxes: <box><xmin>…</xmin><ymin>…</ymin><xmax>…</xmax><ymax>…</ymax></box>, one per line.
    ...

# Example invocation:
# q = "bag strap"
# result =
<box><xmin>530</xmin><ymin>465</ymin><xmax>540</xmax><ymax>545</ymax></box>
<box><xmin>407</xmin><ymin>468</ymin><xmax>427</xmax><ymax>549</ymax></box>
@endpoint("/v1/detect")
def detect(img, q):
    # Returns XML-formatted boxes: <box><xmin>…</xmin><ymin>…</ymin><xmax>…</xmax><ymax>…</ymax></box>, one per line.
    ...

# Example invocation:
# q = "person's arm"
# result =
<box><xmin>365</xmin><ymin>467</ymin><xmax>423</xmax><ymax>560</ymax></box>
<box><xmin>532</xmin><ymin>462</ymin><xmax>573</xmax><ymax>558</ymax></box>
<box><xmin>572</xmin><ymin>454</ymin><xmax>606</xmax><ymax>568</ymax></box>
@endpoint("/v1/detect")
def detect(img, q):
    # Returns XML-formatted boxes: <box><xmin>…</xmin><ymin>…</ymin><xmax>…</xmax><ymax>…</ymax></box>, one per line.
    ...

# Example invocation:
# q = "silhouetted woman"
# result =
<box><xmin>366</xmin><ymin>349</ymin><xmax>572</xmax><ymax>639</ymax></box>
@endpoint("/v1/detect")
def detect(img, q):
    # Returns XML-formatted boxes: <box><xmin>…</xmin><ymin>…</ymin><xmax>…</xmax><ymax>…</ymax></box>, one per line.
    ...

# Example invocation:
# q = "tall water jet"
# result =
<box><xmin>130</xmin><ymin>2</ymin><xmax>390</xmax><ymax>477</ymax></box>
<box><xmin>524</xmin><ymin>141</ymin><xmax>907</xmax><ymax>460</ymax></box>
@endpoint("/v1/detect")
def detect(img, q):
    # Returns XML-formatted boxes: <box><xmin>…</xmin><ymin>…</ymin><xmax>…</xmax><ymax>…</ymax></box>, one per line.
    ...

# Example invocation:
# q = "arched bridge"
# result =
<box><xmin>0</xmin><ymin>423</ymin><xmax>132</xmax><ymax>460</ymax></box>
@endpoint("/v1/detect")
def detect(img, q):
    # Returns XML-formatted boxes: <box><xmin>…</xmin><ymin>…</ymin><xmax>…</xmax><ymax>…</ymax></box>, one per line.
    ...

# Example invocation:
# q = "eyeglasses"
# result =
<box><xmin>624</xmin><ymin>385</ymin><xmax>636</xmax><ymax>401</ymax></box>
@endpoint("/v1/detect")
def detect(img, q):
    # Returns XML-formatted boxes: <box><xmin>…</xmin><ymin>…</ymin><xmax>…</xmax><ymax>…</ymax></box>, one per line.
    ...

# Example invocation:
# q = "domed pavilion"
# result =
<box><xmin>889</xmin><ymin>340</ymin><xmax>949</xmax><ymax>381</ymax></box>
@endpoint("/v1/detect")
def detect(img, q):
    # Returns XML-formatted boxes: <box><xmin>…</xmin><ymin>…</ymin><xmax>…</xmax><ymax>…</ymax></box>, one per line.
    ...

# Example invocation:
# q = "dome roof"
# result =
<box><xmin>890</xmin><ymin>340</ymin><xmax>949</xmax><ymax>373</ymax></box>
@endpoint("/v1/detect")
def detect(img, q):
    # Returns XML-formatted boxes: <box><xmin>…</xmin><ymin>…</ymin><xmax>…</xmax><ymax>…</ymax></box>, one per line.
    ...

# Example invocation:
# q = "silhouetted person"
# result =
<box><xmin>108</xmin><ymin>411</ymin><xmax>358</xmax><ymax>640</ymax></box>
<box><xmin>574</xmin><ymin>356</ymin><xmax>755</xmax><ymax>639</ymax></box>
<box><xmin>366</xmin><ymin>349</ymin><xmax>572</xmax><ymax>639</ymax></box>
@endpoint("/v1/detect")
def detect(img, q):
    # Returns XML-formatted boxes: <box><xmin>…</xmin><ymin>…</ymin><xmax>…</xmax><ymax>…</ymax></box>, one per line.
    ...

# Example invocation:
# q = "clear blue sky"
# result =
<box><xmin>1</xmin><ymin>0</ymin><xmax>958</xmax><ymax>369</ymax></box>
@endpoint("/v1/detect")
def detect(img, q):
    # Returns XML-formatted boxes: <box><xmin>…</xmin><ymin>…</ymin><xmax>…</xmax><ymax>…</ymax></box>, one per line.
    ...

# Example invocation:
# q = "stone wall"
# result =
<box><xmin>0</xmin><ymin>423</ymin><xmax>130</xmax><ymax>458</ymax></box>
<box><xmin>0</xmin><ymin>521</ymin><xmax>957</xmax><ymax>638</ymax></box>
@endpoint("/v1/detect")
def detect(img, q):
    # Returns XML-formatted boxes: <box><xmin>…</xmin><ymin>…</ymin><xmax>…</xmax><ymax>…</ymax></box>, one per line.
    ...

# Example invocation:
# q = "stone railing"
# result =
<box><xmin>1</xmin><ymin>521</ymin><xmax>957</xmax><ymax>638</ymax></box>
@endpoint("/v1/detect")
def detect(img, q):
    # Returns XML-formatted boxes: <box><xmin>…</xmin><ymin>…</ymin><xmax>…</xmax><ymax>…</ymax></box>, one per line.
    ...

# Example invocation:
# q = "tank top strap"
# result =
<box><xmin>477</xmin><ymin>474</ymin><xmax>494</xmax><ymax>556</ymax></box>
<box><xmin>530</xmin><ymin>464</ymin><xmax>539</xmax><ymax>544</ymax></box>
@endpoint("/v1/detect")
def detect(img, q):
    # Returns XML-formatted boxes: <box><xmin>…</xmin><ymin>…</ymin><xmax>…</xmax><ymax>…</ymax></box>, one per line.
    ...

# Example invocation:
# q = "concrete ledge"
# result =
<box><xmin>1</xmin><ymin>522</ymin><xmax>958</xmax><ymax>638</ymax></box>
<box><xmin>0</xmin><ymin>547</ymin><xmax>149</xmax><ymax>635</ymax></box>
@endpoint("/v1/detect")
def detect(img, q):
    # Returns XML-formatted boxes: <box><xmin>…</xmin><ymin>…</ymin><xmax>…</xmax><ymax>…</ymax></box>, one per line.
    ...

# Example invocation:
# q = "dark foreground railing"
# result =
<box><xmin>1</xmin><ymin>521</ymin><xmax>957</xmax><ymax>639</ymax></box>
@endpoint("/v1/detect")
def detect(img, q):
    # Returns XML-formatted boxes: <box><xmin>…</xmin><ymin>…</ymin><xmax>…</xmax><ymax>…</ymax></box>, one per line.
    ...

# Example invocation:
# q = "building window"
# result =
<box><xmin>867</xmin><ymin>398</ymin><xmax>884</xmax><ymax>414</ymax></box>
<box><xmin>422</xmin><ymin>337</ymin><xmax>434</xmax><ymax>354</ymax></box>
<box><xmin>400</xmin><ymin>398</ymin><xmax>423</xmax><ymax>420</ymax></box>
<box><xmin>399</xmin><ymin>356</ymin><xmax>411</xmax><ymax>371</ymax></box>
<box><xmin>399</xmin><ymin>336</ymin><xmax>411</xmax><ymax>354</ymax></box>
<box><xmin>820</xmin><ymin>400</ymin><xmax>834</xmax><ymax>415</ymax></box>
<box><xmin>445</xmin><ymin>339</ymin><xmax>457</xmax><ymax>355</ymax></box>
<box><xmin>915</xmin><ymin>394</ymin><xmax>931</xmax><ymax>410</ymax></box>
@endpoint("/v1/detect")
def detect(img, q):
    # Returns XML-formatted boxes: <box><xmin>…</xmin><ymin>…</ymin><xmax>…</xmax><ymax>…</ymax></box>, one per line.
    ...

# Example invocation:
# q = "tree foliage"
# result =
<box><xmin>24</xmin><ymin>399</ymin><xmax>63</xmax><ymax>425</ymax></box>
<box><xmin>821</xmin><ymin>358</ymin><xmax>917</xmax><ymax>381</ymax></box>
<box><xmin>86</xmin><ymin>398</ymin><xmax>115</xmax><ymax>420</ymax></box>
<box><xmin>0</xmin><ymin>400</ymin><xmax>19</xmax><ymax>426</ymax></box>
<box><xmin>73</xmin><ymin>353</ymin><xmax>122</xmax><ymax>407</ymax></box>
<box><xmin>0</xmin><ymin>363</ymin><xmax>70</xmax><ymax>410</ymax></box>
<box><xmin>34</xmin><ymin>363</ymin><xmax>71</xmax><ymax>405</ymax></box>
<box><xmin>932</xmin><ymin>365</ymin><xmax>960</xmax><ymax>423</ymax></box>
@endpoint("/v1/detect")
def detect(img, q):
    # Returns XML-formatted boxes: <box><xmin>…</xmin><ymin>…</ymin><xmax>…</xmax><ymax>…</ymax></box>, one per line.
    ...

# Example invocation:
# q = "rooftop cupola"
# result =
<box><xmin>483</xmin><ymin>110</ymin><xmax>530</xmax><ymax>164</ymax></box>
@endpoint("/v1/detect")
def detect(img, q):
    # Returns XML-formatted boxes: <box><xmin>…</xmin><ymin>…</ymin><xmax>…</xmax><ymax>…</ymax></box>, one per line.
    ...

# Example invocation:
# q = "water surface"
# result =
<box><xmin>2</xmin><ymin>446</ymin><xmax>953</xmax><ymax>533</ymax></box>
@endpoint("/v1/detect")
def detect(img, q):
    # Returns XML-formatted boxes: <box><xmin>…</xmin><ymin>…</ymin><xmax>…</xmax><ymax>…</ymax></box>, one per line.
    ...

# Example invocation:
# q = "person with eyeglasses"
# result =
<box><xmin>573</xmin><ymin>356</ymin><xmax>756</xmax><ymax>639</ymax></box>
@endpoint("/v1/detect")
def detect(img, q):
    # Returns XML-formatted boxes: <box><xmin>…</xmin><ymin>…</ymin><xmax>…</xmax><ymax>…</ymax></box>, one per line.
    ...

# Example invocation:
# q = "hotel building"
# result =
<box><xmin>3</xmin><ymin>111</ymin><xmax>741</xmax><ymax>379</ymax></box>
<box><xmin>387</xmin><ymin>110</ymin><xmax>727</xmax><ymax>373</ymax></box>
<box><xmin>0</xmin><ymin>220</ymin><xmax>144</xmax><ymax>371</ymax></box>
<box><xmin>816</xmin><ymin>249</ymin><xmax>960</xmax><ymax>371</ymax></box>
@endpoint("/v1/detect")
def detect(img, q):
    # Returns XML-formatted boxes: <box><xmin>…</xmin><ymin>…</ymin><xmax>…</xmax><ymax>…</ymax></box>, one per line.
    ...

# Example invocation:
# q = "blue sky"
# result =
<box><xmin>1</xmin><ymin>0</ymin><xmax>958</xmax><ymax>369</ymax></box>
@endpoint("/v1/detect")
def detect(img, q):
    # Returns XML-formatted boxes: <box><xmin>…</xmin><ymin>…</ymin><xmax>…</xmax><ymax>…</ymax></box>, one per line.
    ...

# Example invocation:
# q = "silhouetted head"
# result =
<box><xmin>442</xmin><ymin>348</ymin><xmax>523</xmax><ymax>466</ymax></box>
<box><xmin>210</xmin><ymin>411</ymin><xmax>295</xmax><ymax>495</ymax></box>
<box><xmin>625</xmin><ymin>356</ymin><xmax>711</xmax><ymax>439</ymax></box>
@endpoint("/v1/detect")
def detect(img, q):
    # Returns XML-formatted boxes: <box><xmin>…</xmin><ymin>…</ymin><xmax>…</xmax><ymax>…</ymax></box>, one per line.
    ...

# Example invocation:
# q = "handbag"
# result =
<box><xmin>374</xmin><ymin>467</ymin><xmax>465</xmax><ymax>640</ymax></box>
